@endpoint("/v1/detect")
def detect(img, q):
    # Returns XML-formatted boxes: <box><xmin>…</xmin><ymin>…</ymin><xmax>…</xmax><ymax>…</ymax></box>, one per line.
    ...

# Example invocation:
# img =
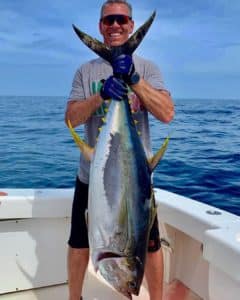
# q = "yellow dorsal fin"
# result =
<box><xmin>67</xmin><ymin>120</ymin><xmax>94</xmax><ymax>161</ymax></box>
<box><xmin>148</xmin><ymin>136</ymin><xmax>169</xmax><ymax>172</ymax></box>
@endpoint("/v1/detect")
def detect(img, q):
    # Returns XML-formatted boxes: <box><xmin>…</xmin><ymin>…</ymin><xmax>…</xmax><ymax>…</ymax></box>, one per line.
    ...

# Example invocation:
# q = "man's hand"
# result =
<box><xmin>112</xmin><ymin>54</ymin><xmax>140</xmax><ymax>85</ymax></box>
<box><xmin>100</xmin><ymin>76</ymin><xmax>128</xmax><ymax>101</ymax></box>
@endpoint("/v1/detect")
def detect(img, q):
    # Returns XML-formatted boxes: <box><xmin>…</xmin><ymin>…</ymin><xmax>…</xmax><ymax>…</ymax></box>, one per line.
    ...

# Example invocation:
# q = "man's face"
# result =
<box><xmin>99</xmin><ymin>3</ymin><xmax>134</xmax><ymax>47</ymax></box>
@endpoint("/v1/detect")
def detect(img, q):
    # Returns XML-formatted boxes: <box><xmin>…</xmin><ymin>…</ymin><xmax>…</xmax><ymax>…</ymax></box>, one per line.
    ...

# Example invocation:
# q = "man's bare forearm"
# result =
<box><xmin>131</xmin><ymin>78</ymin><xmax>174</xmax><ymax>123</ymax></box>
<box><xmin>65</xmin><ymin>94</ymin><xmax>103</xmax><ymax>128</ymax></box>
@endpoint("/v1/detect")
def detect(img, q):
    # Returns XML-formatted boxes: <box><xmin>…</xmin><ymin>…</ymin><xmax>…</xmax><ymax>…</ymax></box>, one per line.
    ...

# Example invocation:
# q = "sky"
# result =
<box><xmin>0</xmin><ymin>0</ymin><xmax>240</xmax><ymax>99</ymax></box>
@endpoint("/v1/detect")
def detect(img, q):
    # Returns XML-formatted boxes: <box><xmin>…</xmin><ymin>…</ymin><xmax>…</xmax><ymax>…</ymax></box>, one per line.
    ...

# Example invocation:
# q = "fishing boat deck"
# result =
<box><xmin>1</xmin><ymin>280</ymin><xmax>201</xmax><ymax>300</ymax></box>
<box><xmin>81</xmin><ymin>262</ymin><xmax>202</xmax><ymax>300</ymax></box>
<box><xmin>163</xmin><ymin>280</ymin><xmax>201</xmax><ymax>300</ymax></box>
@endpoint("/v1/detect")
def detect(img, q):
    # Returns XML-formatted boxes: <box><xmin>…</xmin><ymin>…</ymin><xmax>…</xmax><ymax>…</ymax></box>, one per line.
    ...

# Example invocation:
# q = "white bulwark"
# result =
<box><xmin>0</xmin><ymin>188</ymin><xmax>240</xmax><ymax>299</ymax></box>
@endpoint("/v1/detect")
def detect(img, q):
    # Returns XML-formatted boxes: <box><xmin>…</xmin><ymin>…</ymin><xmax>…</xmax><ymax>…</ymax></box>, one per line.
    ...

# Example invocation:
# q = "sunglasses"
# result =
<box><xmin>100</xmin><ymin>14</ymin><xmax>132</xmax><ymax>26</ymax></box>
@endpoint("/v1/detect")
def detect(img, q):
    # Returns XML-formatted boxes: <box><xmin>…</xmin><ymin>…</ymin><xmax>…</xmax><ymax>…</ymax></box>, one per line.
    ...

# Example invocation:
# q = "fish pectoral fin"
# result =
<box><xmin>67</xmin><ymin>120</ymin><xmax>94</xmax><ymax>161</ymax></box>
<box><xmin>148</xmin><ymin>136</ymin><xmax>169</xmax><ymax>172</ymax></box>
<box><xmin>149</xmin><ymin>190</ymin><xmax>158</xmax><ymax>228</ymax></box>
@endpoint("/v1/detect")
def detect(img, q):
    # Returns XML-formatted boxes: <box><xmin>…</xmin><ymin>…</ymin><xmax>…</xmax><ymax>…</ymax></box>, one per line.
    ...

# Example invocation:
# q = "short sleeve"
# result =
<box><xmin>144</xmin><ymin>61</ymin><xmax>165</xmax><ymax>90</ymax></box>
<box><xmin>68</xmin><ymin>67</ymin><xmax>85</xmax><ymax>100</ymax></box>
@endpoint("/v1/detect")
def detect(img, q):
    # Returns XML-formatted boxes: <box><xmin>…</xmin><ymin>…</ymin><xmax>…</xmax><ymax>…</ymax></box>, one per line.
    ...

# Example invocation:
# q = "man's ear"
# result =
<box><xmin>129</xmin><ymin>20</ymin><xmax>134</xmax><ymax>34</ymax></box>
<box><xmin>99</xmin><ymin>22</ymin><xmax>103</xmax><ymax>35</ymax></box>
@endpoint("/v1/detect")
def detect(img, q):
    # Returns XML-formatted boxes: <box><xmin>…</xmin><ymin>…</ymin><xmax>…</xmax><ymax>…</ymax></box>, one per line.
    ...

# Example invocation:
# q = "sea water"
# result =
<box><xmin>0</xmin><ymin>96</ymin><xmax>239</xmax><ymax>216</ymax></box>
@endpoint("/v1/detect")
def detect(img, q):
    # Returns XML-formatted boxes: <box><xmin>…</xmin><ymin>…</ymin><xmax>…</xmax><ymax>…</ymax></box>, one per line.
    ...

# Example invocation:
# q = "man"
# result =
<box><xmin>65</xmin><ymin>1</ymin><xmax>174</xmax><ymax>299</ymax></box>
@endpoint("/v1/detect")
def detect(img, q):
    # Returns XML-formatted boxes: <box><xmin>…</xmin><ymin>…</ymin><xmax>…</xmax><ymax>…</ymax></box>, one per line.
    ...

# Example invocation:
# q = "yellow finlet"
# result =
<box><xmin>148</xmin><ymin>136</ymin><xmax>169</xmax><ymax>172</ymax></box>
<box><xmin>67</xmin><ymin>120</ymin><xmax>94</xmax><ymax>161</ymax></box>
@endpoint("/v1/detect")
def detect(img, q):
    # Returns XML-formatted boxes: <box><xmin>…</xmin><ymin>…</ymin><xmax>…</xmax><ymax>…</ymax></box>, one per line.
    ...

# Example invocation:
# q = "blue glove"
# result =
<box><xmin>112</xmin><ymin>54</ymin><xmax>135</xmax><ymax>83</ymax></box>
<box><xmin>100</xmin><ymin>76</ymin><xmax>128</xmax><ymax>101</ymax></box>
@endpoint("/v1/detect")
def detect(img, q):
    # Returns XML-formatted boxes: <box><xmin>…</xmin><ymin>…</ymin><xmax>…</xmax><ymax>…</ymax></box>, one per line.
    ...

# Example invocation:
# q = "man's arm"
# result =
<box><xmin>65</xmin><ymin>94</ymin><xmax>103</xmax><ymax>128</ymax></box>
<box><xmin>131</xmin><ymin>78</ymin><xmax>174</xmax><ymax>123</ymax></box>
<box><xmin>65</xmin><ymin>76</ymin><xmax>128</xmax><ymax>128</ymax></box>
<box><xmin>112</xmin><ymin>54</ymin><xmax>174</xmax><ymax>123</ymax></box>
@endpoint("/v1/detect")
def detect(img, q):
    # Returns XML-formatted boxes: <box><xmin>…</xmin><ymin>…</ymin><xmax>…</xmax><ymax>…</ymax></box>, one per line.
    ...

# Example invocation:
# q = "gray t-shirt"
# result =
<box><xmin>69</xmin><ymin>55</ymin><xmax>165</xmax><ymax>184</ymax></box>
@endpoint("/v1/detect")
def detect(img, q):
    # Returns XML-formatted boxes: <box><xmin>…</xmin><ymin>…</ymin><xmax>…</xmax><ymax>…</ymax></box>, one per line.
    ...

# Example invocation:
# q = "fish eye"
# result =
<box><xmin>128</xmin><ymin>281</ymin><xmax>136</xmax><ymax>289</ymax></box>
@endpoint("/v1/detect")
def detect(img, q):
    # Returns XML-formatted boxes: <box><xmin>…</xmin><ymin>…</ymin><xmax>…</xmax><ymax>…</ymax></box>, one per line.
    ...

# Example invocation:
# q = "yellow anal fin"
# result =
<box><xmin>67</xmin><ymin>120</ymin><xmax>94</xmax><ymax>161</ymax></box>
<box><xmin>148</xmin><ymin>136</ymin><xmax>169</xmax><ymax>172</ymax></box>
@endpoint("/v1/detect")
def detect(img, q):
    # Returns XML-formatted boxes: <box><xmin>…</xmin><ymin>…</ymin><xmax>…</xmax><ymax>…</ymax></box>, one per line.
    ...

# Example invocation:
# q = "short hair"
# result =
<box><xmin>100</xmin><ymin>0</ymin><xmax>132</xmax><ymax>18</ymax></box>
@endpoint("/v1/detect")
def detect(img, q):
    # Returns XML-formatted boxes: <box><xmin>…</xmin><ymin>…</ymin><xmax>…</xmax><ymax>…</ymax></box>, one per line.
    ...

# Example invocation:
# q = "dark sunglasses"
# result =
<box><xmin>100</xmin><ymin>14</ymin><xmax>132</xmax><ymax>26</ymax></box>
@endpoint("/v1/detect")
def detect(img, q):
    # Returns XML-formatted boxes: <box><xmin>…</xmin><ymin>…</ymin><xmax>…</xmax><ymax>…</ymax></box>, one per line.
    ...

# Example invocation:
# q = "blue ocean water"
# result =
<box><xmin>0</xmin><ymin>96</ymin><xmax>239</xmax><ymax>216</ymax></box>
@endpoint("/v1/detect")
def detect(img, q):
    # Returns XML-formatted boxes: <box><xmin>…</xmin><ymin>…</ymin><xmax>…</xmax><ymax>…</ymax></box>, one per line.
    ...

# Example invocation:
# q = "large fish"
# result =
<box><xmin>68</xmin><ymin>12</ymin><xmax>169</xmax><ymax>299</ymax></box>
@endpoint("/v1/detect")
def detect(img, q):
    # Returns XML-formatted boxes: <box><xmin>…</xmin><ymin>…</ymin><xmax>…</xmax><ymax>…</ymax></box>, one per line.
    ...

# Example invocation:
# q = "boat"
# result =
<box><xmin>0</xmin><ymin>187</ymin><xmax>240</xmax><ymax>299</ymax></box>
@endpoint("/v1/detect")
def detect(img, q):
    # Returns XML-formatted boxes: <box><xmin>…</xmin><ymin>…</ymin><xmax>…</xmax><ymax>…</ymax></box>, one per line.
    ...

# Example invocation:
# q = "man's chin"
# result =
<box><xmin>106</xmin><ymin>38</ymin><xmax>128</xmax><ymax>47</ymax></box>
<box><xmin>110</xmin><ymin>41</ymin><xmax>123</xmax><ymax>46</ymax></box>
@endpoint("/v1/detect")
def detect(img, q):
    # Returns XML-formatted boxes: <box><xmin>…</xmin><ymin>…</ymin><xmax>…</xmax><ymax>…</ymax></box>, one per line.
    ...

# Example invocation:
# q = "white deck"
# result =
<box><xmin>0</xmin><ymin>188</ymin><xmax>240</xmax><ymax>299</ymax></box>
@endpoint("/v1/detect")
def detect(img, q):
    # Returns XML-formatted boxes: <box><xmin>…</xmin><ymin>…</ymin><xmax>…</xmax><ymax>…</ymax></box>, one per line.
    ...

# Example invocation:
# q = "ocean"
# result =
<box><xmin>0</xmin><ymin>96</ymin><xmax>239</xmax><ymax>216</ymax></box>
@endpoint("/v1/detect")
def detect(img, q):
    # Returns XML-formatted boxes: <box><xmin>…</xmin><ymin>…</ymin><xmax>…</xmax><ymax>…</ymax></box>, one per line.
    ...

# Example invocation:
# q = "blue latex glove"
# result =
<box><xmin>100</xmin><ymin>76</ymin><xmax>128</xmax><ymax>101</ymax></box>
<box><xmin>112</xmin><ymin>54</ymin><xmax>135</xmax><ymax>83</ymax></box>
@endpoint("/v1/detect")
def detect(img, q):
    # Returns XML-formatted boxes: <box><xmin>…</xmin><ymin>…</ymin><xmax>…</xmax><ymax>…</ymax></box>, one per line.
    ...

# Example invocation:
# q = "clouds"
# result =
<box><xmin>143</xmin><ymin>1</ymin><xmax>240</xmax><ymax>96</ymax></box>
<box><xmin>0</xmin><ymin>0</ymin><xmax>239</xmax><ymax>98</ymax></box>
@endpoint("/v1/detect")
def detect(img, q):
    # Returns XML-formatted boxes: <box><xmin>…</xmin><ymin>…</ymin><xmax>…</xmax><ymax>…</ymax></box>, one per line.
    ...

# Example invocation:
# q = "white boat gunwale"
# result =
<box><xmin>0</xmin><ymin>187</ymin><xmax>240</xmax><ymax>299</ymax></box>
